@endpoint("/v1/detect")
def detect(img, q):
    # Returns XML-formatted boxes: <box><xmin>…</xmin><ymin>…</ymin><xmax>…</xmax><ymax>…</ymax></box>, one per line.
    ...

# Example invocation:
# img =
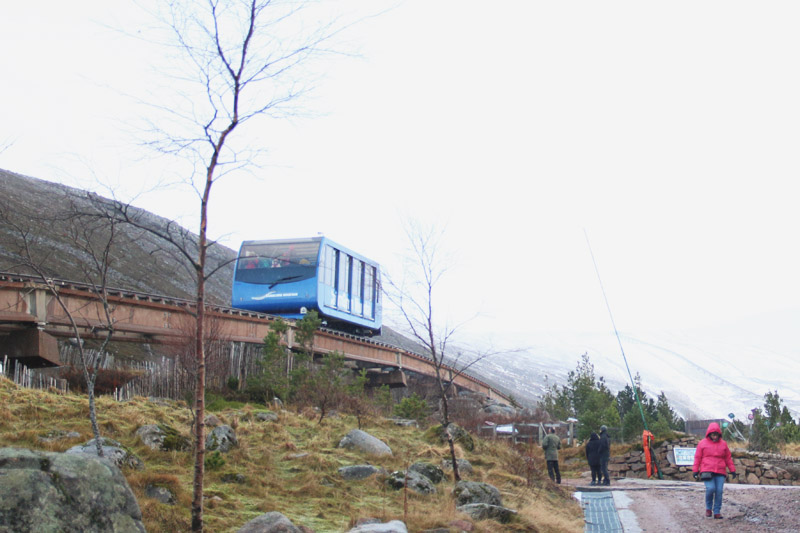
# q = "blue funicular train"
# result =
<box><xmin>231</xmin><ymin>237</ymin><xmax>382</xmax><ymax>335</ymax></box>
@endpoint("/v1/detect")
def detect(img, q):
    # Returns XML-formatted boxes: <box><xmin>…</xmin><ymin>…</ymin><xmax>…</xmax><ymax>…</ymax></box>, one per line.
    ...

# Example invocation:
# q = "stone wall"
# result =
<box><xmin>607</xmin><ymin>436</ymin><xmax>800</xmax><ymax>486</ymax></box>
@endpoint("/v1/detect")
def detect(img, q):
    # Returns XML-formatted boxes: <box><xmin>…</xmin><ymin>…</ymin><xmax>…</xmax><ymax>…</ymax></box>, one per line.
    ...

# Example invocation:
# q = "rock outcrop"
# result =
<box><xmin>0</xmin><ymin>447</ymin><xmax>146</xmax><ymax>532</ymax></box>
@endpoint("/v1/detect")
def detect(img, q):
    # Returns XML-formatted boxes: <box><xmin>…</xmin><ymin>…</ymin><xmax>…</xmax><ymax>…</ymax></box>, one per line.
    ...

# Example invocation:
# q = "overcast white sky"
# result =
<box><xmin>1</xmin><ymin>1</ymin><xmax>798</xmax><ymax>348</ymax></box>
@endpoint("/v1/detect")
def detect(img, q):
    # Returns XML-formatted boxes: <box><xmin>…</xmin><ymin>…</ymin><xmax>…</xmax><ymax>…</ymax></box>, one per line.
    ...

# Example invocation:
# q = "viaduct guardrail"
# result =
<box><xmin>0</xmin><ymin>273</ymin><xmax>511</xmax><ymax>403</ymax></box>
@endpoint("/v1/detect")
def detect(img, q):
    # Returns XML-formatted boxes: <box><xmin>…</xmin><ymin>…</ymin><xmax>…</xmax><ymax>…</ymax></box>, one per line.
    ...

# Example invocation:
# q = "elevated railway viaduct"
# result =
<box><xmin>0</xmin><ymin>273</ymin><xmax>510</xmax><ymax>403</ymax></box>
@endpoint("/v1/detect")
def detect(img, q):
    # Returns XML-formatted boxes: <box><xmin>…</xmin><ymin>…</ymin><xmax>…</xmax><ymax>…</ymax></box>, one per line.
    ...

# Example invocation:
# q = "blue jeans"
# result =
<box><xmin>704</xmin><ymin>474</ymin><xmax>726</xmax><ymax>514</ymax></box>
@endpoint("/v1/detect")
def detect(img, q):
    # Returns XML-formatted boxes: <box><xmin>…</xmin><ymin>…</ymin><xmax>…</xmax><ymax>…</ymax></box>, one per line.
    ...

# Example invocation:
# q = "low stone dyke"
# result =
<box><xmin>607</xmin><ymin>436</ymin><xmax>800</xmax><ymax>486</ymax></box>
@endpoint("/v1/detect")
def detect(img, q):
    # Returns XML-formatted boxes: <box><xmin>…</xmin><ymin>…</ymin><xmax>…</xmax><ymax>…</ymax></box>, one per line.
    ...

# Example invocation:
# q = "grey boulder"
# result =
<box><xmin>206</xmin><ymin>425</ymin><xmax>238</xmax><ymax>452</ymax></box>
<box><xmin>338</xmin><ymin>429</ymin><xmax>392</xmax><ymax>457</ymax></box>
<box><xmin>453</xmin><ymin>481</ymin><xmax>502</xmax><ymax>507</ymax></box>
<box><xmin>338</xmin><ymin>464</ymin><xmax>384</xmax><ymax>480</ymax></box>
<box><xmin>0</xmin><ymin>447</ymin><xmax>145</xmax><ymax>533</ymax></box>
<box><xmin>66</xmin><ymin>438</ymin><xmax>143</xmax><ymax>470</ymax></box>
<box><xmin>237</xmin><ymin>511</ymin><xmax>301</xmax><ymax>532</ymax></box>
<box><xmin>347</xmin><ymin>520</ymin><xmax>408</xmax><ymax>532</ymax></box>
<box><xmin>409</xmin><ymin>461</ymin><xmax>444</xmax><ymax>484</ymax></box>
<box><xmin>456</xmin><ymin>503</ymin><xmax>516</xmax><ymax>523</ymax></box>
<box><xmin>386</xmin><ymin>470</ymin><xmax>436</xmax><ymax>494</ymax></box>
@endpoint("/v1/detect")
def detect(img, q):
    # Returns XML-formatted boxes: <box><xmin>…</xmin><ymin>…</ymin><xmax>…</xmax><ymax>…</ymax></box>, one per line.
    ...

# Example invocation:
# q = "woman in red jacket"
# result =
<box><xmin>692</xmin><ymin>422</ymin><xmax>737</xmax><ymax>519</ymax></box>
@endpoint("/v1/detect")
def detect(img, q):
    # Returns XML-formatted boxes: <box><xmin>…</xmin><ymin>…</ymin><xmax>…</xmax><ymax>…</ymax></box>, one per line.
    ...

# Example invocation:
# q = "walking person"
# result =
<box><xmin>585</xmin><ymin>432</ymin><xmax>603</xmax><ymax>485</ymax></box>
<box><xmin>541</xmin><ymin>427</ymin><xmax>561</xmax><ymax>484</ymax></box>
<box><xmin>598</xmin><ymin>425</ymin><xmax>611</xmax><ymax>485</ymax></box>
<box><xmin>693</xmin><ymin>422</ymin><xmax>737</xmax><ymax>519</ymax></box>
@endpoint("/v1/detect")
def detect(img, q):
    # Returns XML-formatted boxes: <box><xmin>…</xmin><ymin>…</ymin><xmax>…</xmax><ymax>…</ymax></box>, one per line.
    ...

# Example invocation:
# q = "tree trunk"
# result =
<box><xmin>86</xmin><ymin>375</ymin><xmax>104</xmax><ymax>458</ymax></box>
<box><xmin>191</xmin><ymin>172</ymin><xmax>212</xmax><ymax>532</ymax></box>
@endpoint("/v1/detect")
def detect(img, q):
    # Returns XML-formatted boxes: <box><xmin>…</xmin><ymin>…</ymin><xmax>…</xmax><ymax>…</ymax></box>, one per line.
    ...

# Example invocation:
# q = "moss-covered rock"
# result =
<box><xmin>0</xmin><ymin>447</ymin><xmax>146</xmax><ymax>532</ymax></box>
<box><xmin>424</xmin><ymin>423</ymin><xmax>475</xmax><ymax>452</ymax></box>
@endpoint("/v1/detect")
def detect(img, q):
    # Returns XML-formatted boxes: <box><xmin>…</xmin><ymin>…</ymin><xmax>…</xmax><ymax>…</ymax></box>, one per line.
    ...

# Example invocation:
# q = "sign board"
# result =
<box><xmin>673</xmin><ymin>447</ymin><xmax>696</xmax><ymax>466</ymax></box>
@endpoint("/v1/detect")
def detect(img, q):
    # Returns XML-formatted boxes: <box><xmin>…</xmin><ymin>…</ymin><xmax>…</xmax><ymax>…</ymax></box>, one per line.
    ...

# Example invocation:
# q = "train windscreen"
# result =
<box><xmin>235</xmin><ymin>241</ymin><xmax>320</xmax><ymax>285</ymax></box>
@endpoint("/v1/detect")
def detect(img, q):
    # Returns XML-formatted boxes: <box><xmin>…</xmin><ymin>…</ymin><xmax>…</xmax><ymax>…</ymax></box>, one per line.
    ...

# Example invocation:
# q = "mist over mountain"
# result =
<box><xmin>2</xmin><ymin>169</ymin><xmax>798</xmax><ymax>422</ymax></box>
<box><xmin>469</xmin><ymin>310</ymin><xmax>800</xmax><ymax>421</ymax></box>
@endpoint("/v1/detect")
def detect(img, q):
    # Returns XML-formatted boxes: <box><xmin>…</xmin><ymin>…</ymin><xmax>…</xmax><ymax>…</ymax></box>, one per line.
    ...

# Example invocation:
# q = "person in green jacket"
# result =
<box><xmin>541</xmin><ymin>427</ymin><xmax>562</xmax><ymax>484</ymax></box>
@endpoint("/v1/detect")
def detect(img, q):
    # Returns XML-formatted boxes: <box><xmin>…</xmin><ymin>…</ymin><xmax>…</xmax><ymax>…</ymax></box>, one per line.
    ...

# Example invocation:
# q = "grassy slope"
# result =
<box><xmin>0</xmin><ymin>377</ymin><xmax>583</xmax><ymax>532</ymax></box>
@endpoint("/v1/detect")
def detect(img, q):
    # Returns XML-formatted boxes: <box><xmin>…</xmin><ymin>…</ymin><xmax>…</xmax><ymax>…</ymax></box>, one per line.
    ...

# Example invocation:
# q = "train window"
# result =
<box><xmin>238</xmin><ymin>242</ymin><xmax>319</xmax><ymax>269</ymax></box>
<box><xmin>352</xmin><ymin>260</ymin><xmax>362</xmax><ymax>316</ymax></box>
<box><xmin>322</xmin><ymin>245</ymin><xmax>336</xmax><ymax>287</ymax></box>
<box><xmin>235</xmin><ymin>241</ymin><xmax>319</xmax><ymax>284</ymax></box>
<box><xmin>364</xmin><ymin>265</ymin><xmax>374</xmax><ymax>319</ymax></box>
<box><xmin>347</xmin><ymin>256</ymin><xmax>354</xmax><ymax>313</ymax></box>
<box><xmin>337</xmin><ymin>252</ymin><xmax>350</xmax><ymax>310</ymax></box>
<box><xmin>333</xmin><ymin>248</ymin><xmax>340</xmax><ymax>303</ymax></box>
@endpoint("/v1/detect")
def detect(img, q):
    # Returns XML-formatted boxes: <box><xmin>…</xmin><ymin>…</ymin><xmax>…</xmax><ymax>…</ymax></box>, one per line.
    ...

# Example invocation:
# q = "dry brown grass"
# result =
<box><xmin>782</xmin><ymin>442</ymin><xmax>800</xmax><ymax>456</ymax></box>
<box><xmin>0</xmin><ymin>377</ymin><xmax>584</xmax><ymax>532</ymax></box>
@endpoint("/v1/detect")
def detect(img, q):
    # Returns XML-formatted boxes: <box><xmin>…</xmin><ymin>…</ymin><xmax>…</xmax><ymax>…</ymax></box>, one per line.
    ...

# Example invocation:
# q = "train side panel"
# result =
<box><xmin>316</xmin><ymin>239</ymin><xmax>381</xmax><ymax>332</ymax></box>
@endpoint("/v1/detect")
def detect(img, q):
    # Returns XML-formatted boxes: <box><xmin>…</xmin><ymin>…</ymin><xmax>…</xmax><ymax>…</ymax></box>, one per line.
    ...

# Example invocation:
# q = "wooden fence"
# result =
<box><xmin>2</xmin><ymin>340</ymin><xmax>267</xmax><ymax>402</ymax></box>
<box><xmin>0</xmin><ymin>355</ymin><xmax>69</xmax><ymax>394</ymax></box>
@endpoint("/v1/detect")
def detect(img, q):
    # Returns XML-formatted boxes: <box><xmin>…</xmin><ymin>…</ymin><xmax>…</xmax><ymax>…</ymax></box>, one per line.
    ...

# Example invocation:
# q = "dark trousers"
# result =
<box><xmin>590</xmin><ymin>464</ymin><xmax>602</xmax><ymax>483</ymax></box>
<box><xmin>600</xmin><ymin>458</ymin><xmax>610</xmax><ymax>484</ymax></box>
<box><xmin>546</xmin><ymin>460</ymin><xmax>561</xmax><ymax>484</ymax></box>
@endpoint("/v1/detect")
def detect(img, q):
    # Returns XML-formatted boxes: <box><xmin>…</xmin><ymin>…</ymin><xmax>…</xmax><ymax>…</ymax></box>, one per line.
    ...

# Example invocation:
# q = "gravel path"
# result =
<box><xmin>569</xmin><ymin>478</ymin><xmax>800</xmax><ymax>532</ymax></box>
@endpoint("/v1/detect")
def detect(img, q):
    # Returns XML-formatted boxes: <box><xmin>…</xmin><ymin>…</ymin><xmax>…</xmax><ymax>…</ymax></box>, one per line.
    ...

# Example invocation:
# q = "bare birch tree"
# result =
<box><xmin>386</xmin><ymin>221</ymin><xmax>498</xmax><ymax>484</ymax></box>
<box><xmin>131</xmin><ymin>2</ymin><xmax>363</xmax><ymax>529</ymax></box>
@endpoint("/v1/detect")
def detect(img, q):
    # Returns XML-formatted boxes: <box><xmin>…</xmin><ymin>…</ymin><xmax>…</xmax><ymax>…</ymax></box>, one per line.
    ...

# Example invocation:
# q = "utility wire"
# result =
<box><xmin>584</xmin><ymin>229</ymin><xmax>649</xmax><ymax>433</ymax></box>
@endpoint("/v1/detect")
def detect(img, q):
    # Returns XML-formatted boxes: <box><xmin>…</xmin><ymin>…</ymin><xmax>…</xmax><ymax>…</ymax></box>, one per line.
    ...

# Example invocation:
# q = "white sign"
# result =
<box><xmin>674</xmin><ymin>447</ymin><xmax>696</xmax><ymax>466</ymax></box>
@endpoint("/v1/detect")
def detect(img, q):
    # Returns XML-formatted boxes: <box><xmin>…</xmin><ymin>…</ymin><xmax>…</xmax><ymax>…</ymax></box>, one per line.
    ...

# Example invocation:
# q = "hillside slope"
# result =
<box><xmin>0</xmin><ymin>377</ymin><xmax>584</xmax><ymax>532</ymax></box>
<box><xmin>0</xmin><ymin>168</ymin><xmax>235</xmax><ymax>305</ymax></box>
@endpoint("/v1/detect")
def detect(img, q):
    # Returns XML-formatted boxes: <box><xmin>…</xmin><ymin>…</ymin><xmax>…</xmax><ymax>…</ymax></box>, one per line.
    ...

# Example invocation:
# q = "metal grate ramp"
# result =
<box><xmin>581</xmin><ymin>492</ymin><xmax>623</xmax><ymax>532</ymax></box>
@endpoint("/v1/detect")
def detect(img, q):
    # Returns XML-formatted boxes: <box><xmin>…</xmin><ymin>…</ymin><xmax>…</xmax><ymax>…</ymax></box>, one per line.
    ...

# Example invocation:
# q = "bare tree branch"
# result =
<box><xmin>384</xmin><ymin>220</ymin><xmax>501</xmax><ymax>484</ymax></box>
<box><xmin>0</xmin><ymin>193</ymin><xmax>118</xmax><ymax>458</ymax></box>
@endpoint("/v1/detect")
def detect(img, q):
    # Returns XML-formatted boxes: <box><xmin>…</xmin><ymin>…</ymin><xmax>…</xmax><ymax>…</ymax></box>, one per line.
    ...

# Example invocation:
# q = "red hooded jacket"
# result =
<box><xmin>693</xmin><ymin>422</ymin><xmax>735</xmax><ymax>475</ymax></box>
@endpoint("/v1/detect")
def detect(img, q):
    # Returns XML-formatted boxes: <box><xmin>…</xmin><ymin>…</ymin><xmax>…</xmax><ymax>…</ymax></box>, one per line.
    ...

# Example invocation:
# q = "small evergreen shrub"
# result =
<box><xmin>205</xmin><ymin>451</ymin><xmax>226</xmax><ymax>471</ymax></box>
<box><xmin>393</xmin><ymin>393</ymin><xmax>429</xmax><ymax>420</ymax></box>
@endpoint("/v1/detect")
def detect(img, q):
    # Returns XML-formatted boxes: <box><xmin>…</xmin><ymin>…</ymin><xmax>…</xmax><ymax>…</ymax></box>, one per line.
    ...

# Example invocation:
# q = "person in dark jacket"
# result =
<box><xmin>585</xmin><ymin>432</ymin><xmax>603</xmax><ymax>485</ymax></box>
<box><xmin>692</xmin><ymin>422</ymin><xmax>736</xmax><ymax>519</ymax></box>
<box><xmin>598</xmin><ymin>425</ymin><xmax>611</xmax><ymax>485</ymax></box>
<box><xmin>541</xmin><ymin>427</ymin><xmax>561</xmax><ymax>484</ymax></box>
